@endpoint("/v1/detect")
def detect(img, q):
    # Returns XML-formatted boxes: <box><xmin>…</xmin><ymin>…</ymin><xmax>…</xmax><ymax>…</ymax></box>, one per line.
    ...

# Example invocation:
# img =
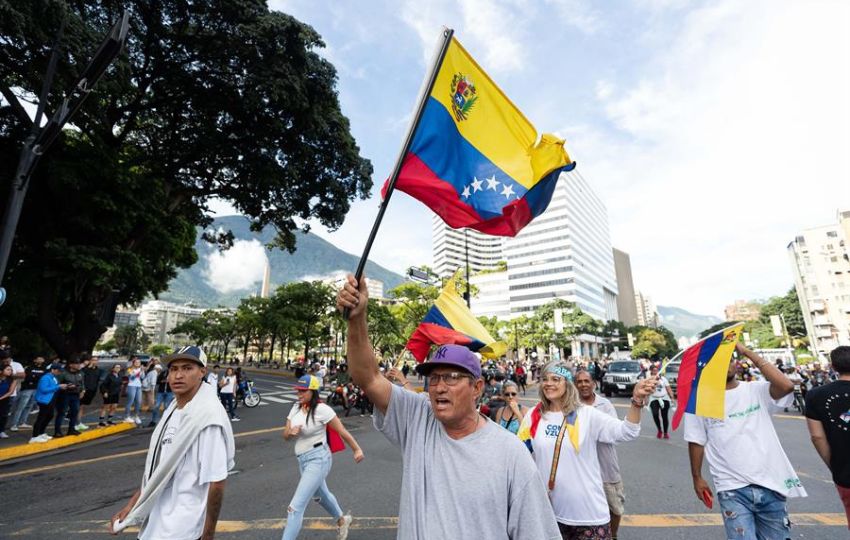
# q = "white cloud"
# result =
<box><xmin>545</xmin><ymin>0</ymin><xmax>604</xmax><ymax>35</ymax></box>
<box><xmin>203</xmin><ymin>240</ymin><xmax>268</xmax><ymax>293</ymax></box>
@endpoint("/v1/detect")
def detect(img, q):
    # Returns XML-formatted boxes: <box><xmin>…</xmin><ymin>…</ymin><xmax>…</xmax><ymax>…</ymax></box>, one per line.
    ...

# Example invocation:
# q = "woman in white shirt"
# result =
<box><xmin>282</xmin><ymin>374</ymin><xmax>364</xmax><ymax>540</ymax></box>
<box><xmin>124</xmin><ymin>358</ymin><xmax>144</xmax><ymax>425</ymax></box>
<box><xmin>218</xmin><ymin>367</ymin><xmax>239</xmax><ymax>421</ymax></box>
<box><xmin>520</xmin><ymin>361</ymin><xmax>655</xmax><ymax>540</ymax></box>
<box><xmin>648</xmin><ymin>364</ymin><xmax>675</xmax><ymax>439</ymax></box>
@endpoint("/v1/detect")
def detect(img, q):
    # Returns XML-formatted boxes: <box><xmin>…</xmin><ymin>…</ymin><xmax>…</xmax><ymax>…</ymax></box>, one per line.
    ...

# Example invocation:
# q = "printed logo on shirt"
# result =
<box><xmin>784</xmin><ymin>477</ymin><xmax>803</xmax><ymax>489</ymax></box>
<box><xmin>162</xmin><ymin>424</ymin><xmax>178</xmax><ymax>446</ymax></box>
<box><xmin>544</xmin><ymin>424</ymin><xmax>561</xmax><ymax>438</ymax></box>
<box><xmin>840</xmin><ymin>410</ymin><xmax>850</xmax><ymax>424</ymax></box>
<box><xmin>727</xmin><ymin>403</ymin><xmax>760</xmax><ymax>419</ymax></box>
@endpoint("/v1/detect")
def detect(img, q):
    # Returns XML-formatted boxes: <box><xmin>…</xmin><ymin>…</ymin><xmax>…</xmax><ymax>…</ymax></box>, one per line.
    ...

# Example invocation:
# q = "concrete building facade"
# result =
<box><xmin>469</xmin><ymin>270</ymin><xmax>511</xmax><ymax>320</ymax></box>
<box><xmin>138</xmin><ymin>300</ymin><xmax>207</xmax><ymax>346</ymax></box>
<box><xmin>432</xmin><ymin>214</ymin><xmax>505</xmax><ymax>278</ymax></box>
<box><xmin>612</xmin><ymin>248</ymin><xmax>638</xmax><ymax>326</ymax></box>
<box><xmin>724</xmin><ymin>300</ymin><xmax>762</xmax><ymax>322</ymax></box>
<box><xmin>787</xmin><ymin>210</ymin><xmax>850</xmax><ymax>359</ymax></box>
<box><xmin>635</xmin><ymin>290</ymin><xmax>658</xmax><ymax>328</ymax></box>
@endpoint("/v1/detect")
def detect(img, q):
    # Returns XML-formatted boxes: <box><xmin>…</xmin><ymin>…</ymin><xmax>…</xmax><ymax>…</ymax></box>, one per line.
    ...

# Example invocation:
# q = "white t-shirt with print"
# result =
<box><xmin>206</xmin><ymin>372</ymin><xmax>218</xmax><ymax>387</ymax></box>
<box><xmin>649</xmin><ymin>376</ymin><xmax>672</xmax><ymax>403</ymax></box>
<box><xmin>219</xmin><ymin>375</ymin><xmax>237</xmax><ymax>394</ymax></box>
<box><xmin>524</xmin><ymin>405</ymin><xmax>640</xmax><ymax>526</ymax></box>
<box><xmin>140</xmin><ymin>409</ymin><xmax>229</xmax><ymax>540</ymax></box>
<box><xmin>127</xmin><ymin>367</ymin><xmax>143</xmax><ymax>388</ymax></box>
<box><xmin>683</xmin><ymin>381</ymin><xmax>806</xmax><ymax>498</ymax></box>
<box><xmin>287</xmin><ymin>402</ymin><xmax>335</xmax><ymax>455</ymax></box>
<box><xmin>10</xmin><ymin>360</ymin><xmax>24</xmax><ymax>397</ymax></box>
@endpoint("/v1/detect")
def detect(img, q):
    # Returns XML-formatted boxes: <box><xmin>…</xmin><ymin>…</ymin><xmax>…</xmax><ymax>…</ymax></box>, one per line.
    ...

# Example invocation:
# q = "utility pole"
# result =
<box><xmin>0</xmin><ymin>11</ymin><xmax>129</xmax><ymax>306</ymax></box>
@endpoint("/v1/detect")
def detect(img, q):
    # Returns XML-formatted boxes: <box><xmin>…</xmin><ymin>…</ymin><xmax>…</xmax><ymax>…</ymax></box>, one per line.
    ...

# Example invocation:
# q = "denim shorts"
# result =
<box><xmin>717</xmin><ymin>485</ymin><xmax>791</xmax><ymax>540</ymax></box>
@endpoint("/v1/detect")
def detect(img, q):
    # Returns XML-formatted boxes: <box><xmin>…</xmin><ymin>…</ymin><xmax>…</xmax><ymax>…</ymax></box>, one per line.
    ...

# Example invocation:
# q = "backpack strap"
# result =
<box><xmin>548</xmin><ymin>413</ymin><xmax>571</xmax><ymax>491</ymax></box>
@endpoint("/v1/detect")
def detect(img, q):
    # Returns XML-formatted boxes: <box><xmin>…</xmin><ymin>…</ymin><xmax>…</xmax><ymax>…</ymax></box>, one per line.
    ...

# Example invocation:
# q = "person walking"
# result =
<box><xmin>54</xmin><ymin>357</ymin><xmax>84</xmax><ymax>437</ymax></box>
<box><xmin>805</xmin><ymin>345</ymin><xmax>850</xmax><ymax>528</ymax></box>
<box><xmin>9</xmin><ymin>356</ymin><xmax>46</xmax><ymax>431</ymax></box>
<box><xmin>574</xmin><ymin>370</ymin><xmax>627</xmax><ymax>540</ymax></box>
<box><xmin>149</xmin><ymin>364</ymin><xmax>174</xmax><ymax>427</ymax></box>
<box><xmin>141</xmin><ymin>360</ymin><xmax>159</xmax><ymax>412</ymax></box>
<box><xmin>515</xmin><ymin>363</ymin><xmax>527</xmax><ymax>395</ymax></box>
<box><xmin>281</xmin><ymin>374</ymin><xmax>363</xmax><ymax>540</ymax></box>
<box><xmin>0</xmin><ymin>364</ymin><xmax>18</xmax><ymax>438</ymax></box>
<box><xmin>647</xmin><ymin>364</ymin><xmax>674</xmax><ymax>439</ymax></box>
<box><xmin>337</xmin><ymin>274</ymin><xmax>561</xmax><ymax>540</ymax></box>
<box><xmin>686</xmin><ymin>343</ymin><xmax>806</xmax><ymax>539</ymax></box>
<box><xmin>79</xmin><ymin>354</ymin><xmax>104</xmax><ymax>431</ymax></box>
<box><xmin>218</xmin><ymin>367</ymin><xmax>239</xmax><ymax>421</ymax></box>
<box><xmin>99</xmin><ymin>363</ymin><xmax>124</xmax><ymax>426</ymax></box>
<box><xmin>495</xmin><ymin>380</ymin><xmax>527</xmax><ymax>435</ymax></box>
<box><xmin>30</xmin><ymin>363</ymin><xmax>67</xmax><ymax>443</ymax></box>
<box><xmin>522</xmin><ymin>362</ymin><xmax>653</xmax><ymax>540</ymax></box>
<box><xmin>124</xmin><ymin>358</ymin><xmax>144</xmax><ymax>425</ymax></box>
<box><xmin>110</xmin><ymin>346</ymin><xmax>235</xmax><ymax>539</ymax></box>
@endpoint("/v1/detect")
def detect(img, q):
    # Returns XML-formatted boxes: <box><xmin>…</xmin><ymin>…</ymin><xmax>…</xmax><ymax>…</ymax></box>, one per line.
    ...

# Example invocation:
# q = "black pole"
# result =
<box><xmin>349</xmin><ymin>28</ymin><xmax>454</xmax><ymax>292</ymax></box>
<box><xmin>463</xmin><ymin>228</ymin><xmax>471</xmax><ymax>308</ymax></box>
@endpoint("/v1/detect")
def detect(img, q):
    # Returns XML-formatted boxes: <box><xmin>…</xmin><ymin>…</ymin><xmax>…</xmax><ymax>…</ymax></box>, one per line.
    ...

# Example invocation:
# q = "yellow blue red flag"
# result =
<box><xmin>672</xmin><ymin>323</ymin><xmax>744</xmax><ymax>430</ymax></box>
<box><xmin>381</xmin><ymin>35</ymin><xmax>575</xmax><ymax>236</ymax></box>
<box><xmin>406</xmin><ymin>272</ymin><xmax>507</xmax><ymax>361</ymax></box>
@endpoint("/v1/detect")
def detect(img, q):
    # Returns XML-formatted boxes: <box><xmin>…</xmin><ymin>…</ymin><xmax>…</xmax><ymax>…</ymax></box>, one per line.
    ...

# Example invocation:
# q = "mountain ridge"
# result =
<box><xmin>657</xmin><ymin>305</ymin><xmax>723</xmax><ymax>339</ymax></box>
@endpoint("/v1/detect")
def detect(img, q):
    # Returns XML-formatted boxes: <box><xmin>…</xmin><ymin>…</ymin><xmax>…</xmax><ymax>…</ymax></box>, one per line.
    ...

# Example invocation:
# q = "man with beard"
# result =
<box><xmin>685</xmin><ymin>343</ymin><xmax>805</xmax><ymax>539</ymax></box>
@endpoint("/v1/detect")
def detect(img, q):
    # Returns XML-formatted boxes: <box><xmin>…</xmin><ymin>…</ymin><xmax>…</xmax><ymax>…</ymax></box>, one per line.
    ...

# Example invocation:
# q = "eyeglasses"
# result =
<box><xmin>504</xmin><ymin>392</ymin><xmax>517</xmax><ymax>397</ymax></box>
<box><xmin>428</xmin><ymin>372</ymin><xmax>474</xmax><ymax>387</ymax></box>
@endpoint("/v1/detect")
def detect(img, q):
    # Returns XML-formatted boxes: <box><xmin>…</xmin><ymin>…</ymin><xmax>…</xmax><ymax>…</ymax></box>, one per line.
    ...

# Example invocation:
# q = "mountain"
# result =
<box><xmin>158</xmin><ymin>215</ymin><xmax>406</xmax><ymax>307</ymax></box>
<box><xmin>657</xmin><ymin>305</ymin><xmax>723</xmax><ymax>339</ymax></box>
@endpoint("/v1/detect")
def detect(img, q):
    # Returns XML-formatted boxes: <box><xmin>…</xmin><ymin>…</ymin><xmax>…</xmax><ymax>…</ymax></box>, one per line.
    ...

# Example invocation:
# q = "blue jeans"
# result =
<box><xmin>54</xmin><ymin>393</ymin><xmax>80</xmax><ymax>433</ymax></box>
<box><xmin>717</xmin><ymin>485</ymin><xmax>791</xmax><ymax>540</ymax></box>
<box><xmin>10</xmin><ymin>389</ymin><xmax>36</xmax><ymax>427</ymax></box>
<box><xmin>220</xmin><ymin>393</ymin><xmax>236</xmax><ymax>419</ymax></box>
<box><xmin>151</xmin><ymin>391</ymin><xmax>174</xmax><ymax>424</ymax></box>
<box><xmin>281</xmin><ymin>446</ymin><xmax>343</xmax><ymax>540</ymax></box>
<box><xmin>125</xmin><ymin>385</ymin><xmax>142</xmax><ymax>418</ymax></box>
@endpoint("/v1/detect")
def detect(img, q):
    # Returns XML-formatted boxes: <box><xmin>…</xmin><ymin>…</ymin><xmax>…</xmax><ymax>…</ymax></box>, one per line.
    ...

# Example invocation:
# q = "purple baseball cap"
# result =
<box><xmin>415</xmin><ymin>344</ymin><xmax>481</xmax><ymax>379</ymax></box>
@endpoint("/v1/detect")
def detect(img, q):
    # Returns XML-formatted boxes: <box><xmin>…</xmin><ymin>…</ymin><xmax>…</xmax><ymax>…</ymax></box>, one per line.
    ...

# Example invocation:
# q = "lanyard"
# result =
<box><xmin>148</xmin><ymin>407</ymin><xmax>177</xmax><ymax>480</ymax></box>
<box><xmin>548</xmin><ymin>414</ymin><xmax>570</xmax><ymax>491</ymax></box>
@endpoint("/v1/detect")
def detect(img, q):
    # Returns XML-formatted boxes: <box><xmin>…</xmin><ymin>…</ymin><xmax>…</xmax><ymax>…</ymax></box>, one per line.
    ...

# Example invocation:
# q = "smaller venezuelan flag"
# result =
<box><xmin>382</xmin><ymin>35</ymin><xmax>575</xmax><ymax>237</ymax></box>
<box><xmin>672</xmin><ymin>323</ymin><xmax>744</xmax><ymax>430</ymax></box>
<box><xmin>405</xmin><ymin>272</ymin><xmax>506</xmax><ymax>362</ymax></box>
<box><xmin>517</xmin><ymin>403</ymin><xmax>580</xmax><ymax>453</ymax></box>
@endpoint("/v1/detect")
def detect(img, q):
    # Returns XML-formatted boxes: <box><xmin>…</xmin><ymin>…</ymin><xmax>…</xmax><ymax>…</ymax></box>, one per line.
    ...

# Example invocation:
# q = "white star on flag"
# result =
<box><xmin>461</xmin><ymin>186</ymin><xmax>471</xmax><ymax>199</ymax></box>
<box><xmin>486</xmin><ymin>176</ymin><xmax>500</xmax><ymax>190</ymax></box>
<box><xmin>501</xmin><ymin>184</ymin><xmax>515</xmax><ymax>199</ymax></box>
<box><xmin>471</xmin><ymin>177</ymin><xmax>483</xmax><ymax>192</ymax></box>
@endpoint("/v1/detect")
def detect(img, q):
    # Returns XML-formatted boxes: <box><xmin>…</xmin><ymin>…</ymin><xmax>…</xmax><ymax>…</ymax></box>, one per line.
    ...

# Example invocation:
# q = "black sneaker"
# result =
<box><xmin>67</xmin><ymin>430</ymin><xmax>81</xmax><ymax>436</ymax></box>
<box><xmin>98</xmin><ymin>422</ymin><xmax>107</xmax><ymax>427</ymax></box>
<box><xmin>53</xmin><ymin>432</ymin><xmax>65</xmax><ymax>438</ymax></box>
<box><xmin>147</xmin><ymin>422</ymin><xmax>156</xmax><ymax>428</ymax></box>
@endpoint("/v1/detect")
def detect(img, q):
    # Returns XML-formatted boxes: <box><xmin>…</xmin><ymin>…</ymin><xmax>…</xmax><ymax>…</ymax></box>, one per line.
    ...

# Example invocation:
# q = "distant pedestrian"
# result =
<box><xmin>0</xmin><ymin>364</ymin><xmax>18</xmax><ymax>438</ymax></box>
<box><xmin>124</xmin><ymin>358</ymin><xmax>144</xmax><ymax>425</ymax></box>
<box><xmin>0</xmin><ymin>350</ymin><xmax>25</xmax><ymax>429</ymax></box>
<box><xmin>9</xmin><ymin>356</ymin><xmax>46</xmax><ymax>431</ymax></box>
<box><xmin>648</xmin><ymin>364</ymin><xmax>674</xmax><ymax>439</ymax></box>
<box><xmin>79</xmin><ymin>353</ymin><xmax>104</xmax><ymax>430</ymax></box>
<box><xmin>281</xmin><ymin>374</ymin><xmax>363</xmax><ymax>540</ymax></box>
<box><xmin>149</xmin><ymin>364</ymin><xmax>174</xmax><ymax>427</ymax></box>
<box><xmin>494</xmin><ymin>381</ymin><xmax>527</xmax><ymax>435</ymax></box>
<box><xmin>110</xmin><ymin>346</ymin><xmax>235</xmax><ymax>539</ymax></box>
<box><xmin>54</xmin><ymin>356</ymin><xmax>84</xmax><ymax>437</ymax></box>
<box><xmin>805</xmin><ymin>346</ymin><xmax>850</xmax><ymax>528</ymax></box>
<box><xmin>30</xmin><ymin>363</ymin><xmax>67</xmax><ymax>443</ymax></box>
<box><xmin>218</xmin><ymin>367</ymin><xmax>239</xmax><ymax>421</ymax></box>
<box><xmin>141</xmin><ymin>360</ymin><xmax>159</xmax><ymax>412</ymax></box>
<box><xmin>99</xmin><ymin>363</ymin><xmax>123</xmax><ymax>426</ymax></box>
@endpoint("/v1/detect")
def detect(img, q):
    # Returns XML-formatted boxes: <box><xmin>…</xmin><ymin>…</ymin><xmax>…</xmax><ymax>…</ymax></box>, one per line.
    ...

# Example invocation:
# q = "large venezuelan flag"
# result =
<box><xmin>672</xmin><ymin>323</ymin><xmax>744</xmax><ymax>430</ymax></box>
<box><xmin>406</xmin><ymin>272</ymin><xmax>507</xmax><ymax>361</ymax></box>
<box><xmin>381</xmin><ymin>36</ymin><xmax>575</xmax><ymax>237</ymax></box>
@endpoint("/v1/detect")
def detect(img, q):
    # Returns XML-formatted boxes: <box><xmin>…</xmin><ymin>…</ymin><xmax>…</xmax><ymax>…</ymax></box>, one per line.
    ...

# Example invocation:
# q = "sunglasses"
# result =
<box><xmin>504</xmin><ymin>392</ymin><xmax>517</xmax><ymax>397</ymax></box>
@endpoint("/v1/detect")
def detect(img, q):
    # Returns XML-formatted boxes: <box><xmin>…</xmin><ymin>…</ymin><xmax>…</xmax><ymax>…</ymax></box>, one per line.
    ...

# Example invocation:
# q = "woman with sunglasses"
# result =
<box><xmin>281</xmin><ymin>374</ymin><xmax>364</xmax><ymax>540</ymax></box>
<box><xmin>495</xmin><ymin>380</ymin><xmax>527</xmax><ymax>435</ymax></box>
<box><xmin>519</xmin><ymin>361</ymin><xmax>656</xmax><ymax>540</ymax></box>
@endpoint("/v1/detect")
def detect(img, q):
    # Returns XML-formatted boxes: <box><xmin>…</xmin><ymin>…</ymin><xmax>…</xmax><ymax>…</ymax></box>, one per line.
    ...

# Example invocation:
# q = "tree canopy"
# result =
<box><xmin>0</xmin><ymin>1</ymin><xmax>372</xmax><ymax>357</ymax></box>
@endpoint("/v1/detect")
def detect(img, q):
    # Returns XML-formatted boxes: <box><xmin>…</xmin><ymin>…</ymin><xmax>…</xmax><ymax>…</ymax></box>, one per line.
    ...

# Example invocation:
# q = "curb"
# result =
<box><xmin>242</xmin><ymin>367</ymin><xmax>295</xmax><ymax>379</ymax></box>
<box><xmin>0</xmin><ymin>422</ymin><xmax>136</xmax><ymax>462</ymax></box>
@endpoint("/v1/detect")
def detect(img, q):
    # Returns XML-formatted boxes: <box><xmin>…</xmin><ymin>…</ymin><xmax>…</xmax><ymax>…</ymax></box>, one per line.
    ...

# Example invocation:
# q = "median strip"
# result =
<box><xmin>0</xmin><ymin>422</ymin><xmax>136</xmax><ymax>462</ymax></box>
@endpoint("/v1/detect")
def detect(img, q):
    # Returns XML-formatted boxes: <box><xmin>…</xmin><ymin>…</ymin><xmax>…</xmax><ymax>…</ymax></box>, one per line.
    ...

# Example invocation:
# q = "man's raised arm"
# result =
<box><xmin>337</xmin><ymin>274</ymin><xmax>392</xmax><ymax>414</ymax></box>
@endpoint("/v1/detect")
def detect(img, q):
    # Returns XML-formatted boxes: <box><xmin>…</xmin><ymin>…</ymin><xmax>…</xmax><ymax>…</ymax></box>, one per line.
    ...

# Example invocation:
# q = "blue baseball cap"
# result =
<box><xmin>415</xmin><ymin>344</ymin><xmax>481</xmax><ymax>379</ymax></box>
<box><xmin>164</xmin><ymin>345</ymin><xmax>207</xmax><ymax>368</ymax></box>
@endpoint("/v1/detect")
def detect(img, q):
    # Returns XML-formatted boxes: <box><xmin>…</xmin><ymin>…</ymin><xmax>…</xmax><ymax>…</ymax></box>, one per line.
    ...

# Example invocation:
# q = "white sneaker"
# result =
<box><xmin>42</xmin><ymin>434</ymin><xmax>53</xmax><ymax>440</ymax></box>
<box><xmin>9</xmin><ymin>426</ymin><xmax>18</xmax><ymax>432</ymax></box>
<box><xmin>76</xmin><ymin>423</ymin><xmax>89</xmax><ymax>431</ymax></box>
<box><xmin>29</xmin><ymin>436</ymin><xmax>47</xmax><ymax>444</ymax></box>
<box><xmin>0</xmin><ymin>432</ymin><xmax>9</xmax><ymax>439</ymax></box>
<box><xmin>134</xmin><ymin>416</ymin><xmax>142</xmax><ymax>425</ymax></box>
<box><xmin>18</xmin><ymin>423</ymin><xmax>32</xmax><ymax>428</ymax></box>
<box><xmin>337</xmin><ymin>514</ymin><xmax>352</xmax><ymax>540</ymax></box>
<box><xmin>123</xmin><ymin>417</ymin><xmax>135</xmax><ymax>423</ymax></box>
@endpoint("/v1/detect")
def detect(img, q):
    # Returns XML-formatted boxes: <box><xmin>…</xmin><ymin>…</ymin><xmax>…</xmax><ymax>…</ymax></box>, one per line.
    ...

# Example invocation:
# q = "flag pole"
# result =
<box><xmin>347</xmin><ymin>28</ymin><xmax>454</xmax><ymax>307</ymax></box>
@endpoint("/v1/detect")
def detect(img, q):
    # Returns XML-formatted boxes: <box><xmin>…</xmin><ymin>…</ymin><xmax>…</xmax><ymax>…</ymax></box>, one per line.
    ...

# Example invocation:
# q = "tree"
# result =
<box><xmin>113</xmin><ymin>323</ymin><xmax>148</xmax><ymax>356</ymax></box>
<box><xmin>0</xmin><ymin>1</ymin><xmax>372</xmax><ymax>359</ymax></box>
<box><xmin>388</xmin><ymin>281</ymin><xmax>440</xmax><ymax>340</ymax></box>
<box><xmin>283</xmin><ymin>281</ymin><xmax>335</xmax><ymax>361</ymax></box>
<box><xmin>147</xmin><ymin>343</ymin><xmax>171</xmax><ymax>356</ymax></box>
<box><xmin>759</xmin><ymin>287</ymin><xmax>806</xmax><ymax>337</ymax></box>
<box><xmin>631</xmin><ymin>328</ymin><xmax>668</xmax><ymax>360</ymax></box>
<box><xmin>170</xmin><ymin>316</ymin><xmax>212</xmax><ymax>345</ymax></box>
<box><xmin>368</xmin><ymin>299</ymin><xmax>403</xmax><ymax>356</ymax></box>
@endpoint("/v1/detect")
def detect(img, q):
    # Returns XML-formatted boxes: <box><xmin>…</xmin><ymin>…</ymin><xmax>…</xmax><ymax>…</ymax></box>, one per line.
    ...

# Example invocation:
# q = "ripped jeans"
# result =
<box><xmin>717</xmin><ymin>485</ymin><xmax>791</xmax><ymax>540</ymax></box>
<box><xmin>281</xmin><ymin>445</ymin><xmax>343</xmax><ymax>540</ymax></box>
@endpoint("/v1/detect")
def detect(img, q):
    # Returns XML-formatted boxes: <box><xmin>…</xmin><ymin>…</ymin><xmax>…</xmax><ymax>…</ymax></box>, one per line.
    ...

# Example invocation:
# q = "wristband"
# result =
<box><xmin>631</xmin><ymin>397</ymin><xmax>646</xmax><ymax>408</ymax></box>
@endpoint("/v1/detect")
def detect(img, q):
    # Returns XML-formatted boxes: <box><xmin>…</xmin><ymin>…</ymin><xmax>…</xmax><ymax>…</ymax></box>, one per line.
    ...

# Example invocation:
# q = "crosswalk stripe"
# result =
<box><xmin>262</xmin><ymin>395</ymin><xmax>293</xmax><ymax>404</ymax></box>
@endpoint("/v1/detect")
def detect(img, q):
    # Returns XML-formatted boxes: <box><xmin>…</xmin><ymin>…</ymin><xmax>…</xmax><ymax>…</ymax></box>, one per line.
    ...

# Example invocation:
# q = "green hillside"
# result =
<box><xmin>159</xmin><ymin>216</ymin><xmax>405</xmax><ymax>307</ymax></box>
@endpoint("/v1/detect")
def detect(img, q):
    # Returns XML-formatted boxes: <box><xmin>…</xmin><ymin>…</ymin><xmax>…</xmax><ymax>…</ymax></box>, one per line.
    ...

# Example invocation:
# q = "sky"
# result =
<box><xmin>210</xmin><ymin>0</ymin><xmax>850</xmax><ymax>318</ymax></box>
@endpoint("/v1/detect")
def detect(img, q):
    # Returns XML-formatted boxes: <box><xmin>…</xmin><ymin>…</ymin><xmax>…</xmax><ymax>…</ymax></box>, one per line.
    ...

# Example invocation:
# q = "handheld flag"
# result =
<box><xmin>517</xmin><ymin>403</ymin><xmax>579</xmax><ymax>454</ymax></box>
<box><xmin>381</xmin><ymin>34</ymin><xmax>575</xmax><ymax>237</ymax></box>
<box><xmin>406</xmin><ymin>272</ymin><xmax>507</xmax><ymax>361</ymax></box>
<box><xmin>671</xmin><ymin>323</ymin><xmax>744</xmax><ymax>430</ymax></box>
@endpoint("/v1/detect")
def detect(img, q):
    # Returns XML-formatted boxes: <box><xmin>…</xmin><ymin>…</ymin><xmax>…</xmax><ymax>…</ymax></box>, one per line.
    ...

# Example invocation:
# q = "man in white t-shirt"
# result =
<box><xmin>685</xmin><ymin>343</ymin><xmax>805</xmax><ymax>540</ymax></box>
<box><xmin>110</xmin><ymin>346</ymin><xmax>235</xmax><ymax>539</ymax></box>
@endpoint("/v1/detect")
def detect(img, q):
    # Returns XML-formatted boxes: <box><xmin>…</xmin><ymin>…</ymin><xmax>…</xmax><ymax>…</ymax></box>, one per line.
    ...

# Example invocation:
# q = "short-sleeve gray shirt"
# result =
<box><xmin>591</xmin><ymin>394</ymin><xmax>622</xmax><ymax>484</ymax></box>
<box><xmin>374</xmin><ymin>384</ymin><xmax>560</xmax><ymax>539</ymax></box>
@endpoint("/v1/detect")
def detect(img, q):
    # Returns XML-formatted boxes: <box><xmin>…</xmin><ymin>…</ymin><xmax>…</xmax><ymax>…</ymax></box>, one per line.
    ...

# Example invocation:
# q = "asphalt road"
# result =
<box><xmin>0</xmin><ymin>373</ymin><xmax>846</xmax><ymax>539</ymax></box>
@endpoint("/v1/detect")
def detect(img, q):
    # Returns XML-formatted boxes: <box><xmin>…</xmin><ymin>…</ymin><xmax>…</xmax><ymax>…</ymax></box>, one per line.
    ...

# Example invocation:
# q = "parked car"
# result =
<box><xmin>602</xmin><ymin>361</ymin><xmax>643</xmax><ymax>397</ymax></box>
<box><xmin>665</xmin><ymin>361</ymin><xmax>681</xmax><ymax>397</ymax></box>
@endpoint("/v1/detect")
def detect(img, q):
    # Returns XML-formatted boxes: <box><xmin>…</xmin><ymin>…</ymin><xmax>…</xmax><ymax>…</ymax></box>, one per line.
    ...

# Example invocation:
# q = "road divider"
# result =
<box><xmin>0</xmin><ymin>423</ymin><xmax>136</xmax><ymax>462</ymax></box>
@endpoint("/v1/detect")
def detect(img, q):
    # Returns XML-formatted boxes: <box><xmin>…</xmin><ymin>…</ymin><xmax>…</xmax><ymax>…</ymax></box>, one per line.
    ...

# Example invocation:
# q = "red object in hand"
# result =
<box><xmin>701</xmin><ymin>488</ymin><xmax>713</xmax><ymax>509</ymax></box>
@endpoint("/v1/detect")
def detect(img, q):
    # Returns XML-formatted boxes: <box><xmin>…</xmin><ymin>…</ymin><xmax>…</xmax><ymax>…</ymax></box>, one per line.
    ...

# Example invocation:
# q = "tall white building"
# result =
<box><xmin>503</xmin><ymin>170</ymin><xmax>618</xmax><ymax>321</ymax></box>
<box><xmin>634</xmin><ymin>290</ymin><xmax>658</xmax><ymax>328</ymax></box>
<box><xmin>469</xmin><ymin>270</ymin><xmax>511</xmax><ymax>320</ymax></box>
<box><xmin>787</xmin><ymin>210</ymin><xmax>850</xmax><ymax>359</ymax></box>
<box><xmin>138</xmin><ymin>300</ymin><xmax>207</xmax><ymax>346</ymax></box>
<box><xmin>432</xmin><ymin>214</ymin><xmax>505</xmax><ymax>278</ymax></box>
